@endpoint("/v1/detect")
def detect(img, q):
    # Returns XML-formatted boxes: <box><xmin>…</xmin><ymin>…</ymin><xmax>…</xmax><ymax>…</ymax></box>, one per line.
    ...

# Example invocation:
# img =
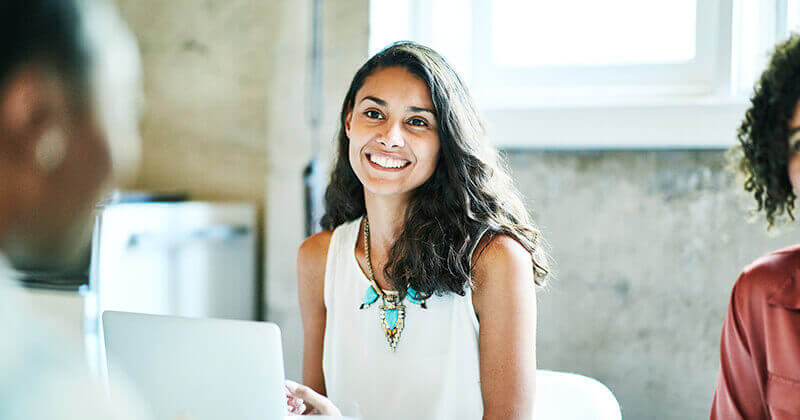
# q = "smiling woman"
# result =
<box><xmin>290</xmin><ymin>41</ymin><xmax>550</xmax><ymax>420</ymax></box>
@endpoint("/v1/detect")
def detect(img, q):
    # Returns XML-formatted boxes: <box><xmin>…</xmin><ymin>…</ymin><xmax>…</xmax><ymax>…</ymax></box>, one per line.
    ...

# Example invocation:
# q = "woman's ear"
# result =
<box><xmin>0</xmin><ymin>66</ymin><xmax>57</xmax><ymax>158</ymax></box>
<box><xmin>344</xmin><ymin>109</ymin><xmax>353</xmax><ymax>137</ymax></box>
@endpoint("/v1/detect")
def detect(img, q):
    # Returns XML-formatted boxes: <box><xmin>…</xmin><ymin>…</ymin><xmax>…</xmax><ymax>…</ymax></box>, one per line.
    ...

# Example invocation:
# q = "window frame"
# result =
<box><xmin>470</xmin><ymin>0</ymin><xmax>728</xmax><ymax>107</ymax></box>
<box><xmin>369</xmin><ymin>0</ymin><xmax>794</xmax><ymax>149</ymax></box>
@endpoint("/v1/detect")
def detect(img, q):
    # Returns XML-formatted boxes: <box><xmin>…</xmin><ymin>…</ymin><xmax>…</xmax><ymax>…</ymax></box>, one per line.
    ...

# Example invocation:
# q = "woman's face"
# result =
<box><xmin>788</xmin><ymin>98</ymin><xmax>800</xmax><ymax>193</ymax></box>
<box><xmin>345</xmin><ymin>66</ymin><xmax>440</xmax><ymax>198</ymax></box>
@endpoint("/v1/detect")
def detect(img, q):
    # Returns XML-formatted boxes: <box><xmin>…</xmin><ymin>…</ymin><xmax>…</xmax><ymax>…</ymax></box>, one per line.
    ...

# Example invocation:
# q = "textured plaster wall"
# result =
<box><xmin>117</xmin><ymin>0</ymin><xmax>272</xmax><ymax>204</ymax></box>
<box><xmin>510</xmin><ymin>150</ymin><xmax>796</xmax><ymax>420</ymax></box>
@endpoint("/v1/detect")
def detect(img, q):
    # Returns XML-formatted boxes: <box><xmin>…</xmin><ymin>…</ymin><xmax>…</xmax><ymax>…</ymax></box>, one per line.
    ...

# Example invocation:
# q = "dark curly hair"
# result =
<box><xmin>321</xmin><ymin>41</ymin><xmax>550</xmax><ymax>299</ymax></box>
<box><xmin>735</xmin><ymin>34</ymin><xmax>800</xmax><ymax>227</ymax></box>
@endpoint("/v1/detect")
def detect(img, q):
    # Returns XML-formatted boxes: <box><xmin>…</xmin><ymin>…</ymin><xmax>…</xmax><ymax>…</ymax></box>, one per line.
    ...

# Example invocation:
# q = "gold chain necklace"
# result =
<box><xmin>362</xmin><ymin>216</ymin><xmax>406</xmax><ymax>351</ymax></box>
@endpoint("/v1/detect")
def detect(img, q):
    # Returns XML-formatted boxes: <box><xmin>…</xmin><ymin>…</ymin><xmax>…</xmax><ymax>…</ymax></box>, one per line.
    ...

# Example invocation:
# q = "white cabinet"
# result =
<box><xmin>83</xmin><ymin>202</ymin><xmax>257</xmax><ymax>375</ymax></box>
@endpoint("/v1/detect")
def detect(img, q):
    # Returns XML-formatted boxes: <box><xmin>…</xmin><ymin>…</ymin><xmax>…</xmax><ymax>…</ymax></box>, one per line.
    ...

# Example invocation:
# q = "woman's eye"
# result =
<box><xmin>364</xmin><ymin>110</ymin><xmax>383</xmax><ymax>119</ymax></box>
<box><xmin>790</xmin><ymin>133</ymin><xmax>800</xmax><ymax>151</ymax></box>
<box><xmin>408</xmin><ymin>118</ymin><xmax>428</xmax><ymax>127</ymax></box>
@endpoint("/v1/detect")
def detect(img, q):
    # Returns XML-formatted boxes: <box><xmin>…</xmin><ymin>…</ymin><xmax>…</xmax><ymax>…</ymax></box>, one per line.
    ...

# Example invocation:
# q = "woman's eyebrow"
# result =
<box><xmin>360</xmin><ymin>95</ymin><xmax>436</xmax><ymax>117</ymax></box>
<box><xmin>360</xmin><ymin>96</ymin><xmax>386</xmax><ymax>106</ymax></box>
<box><xmin>408</xmin><ymin>105</ymin><xmax>436</xmax><ymax>117</ymax></box>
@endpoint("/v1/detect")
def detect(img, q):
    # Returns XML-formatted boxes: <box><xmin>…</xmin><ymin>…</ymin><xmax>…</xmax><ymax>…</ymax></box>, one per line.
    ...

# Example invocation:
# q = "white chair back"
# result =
<box><xmin>534</xmin><ymin>370</ymin><xmax>622</xmax><ymax>420</ymax></box>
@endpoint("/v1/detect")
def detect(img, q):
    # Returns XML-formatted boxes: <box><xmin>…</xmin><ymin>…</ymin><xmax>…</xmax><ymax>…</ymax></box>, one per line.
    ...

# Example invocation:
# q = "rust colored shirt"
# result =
<box><xmin>711</xmin><ymin>245</ymin><xmax>800</xmax><ymax>419</ymax></box>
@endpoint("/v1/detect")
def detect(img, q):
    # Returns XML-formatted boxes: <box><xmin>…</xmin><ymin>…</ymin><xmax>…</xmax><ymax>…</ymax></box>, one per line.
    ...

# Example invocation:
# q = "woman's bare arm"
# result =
<box><xmin>472</xmin><ymin>234</ymin><xmax>538</xmax><ymax>420</ymax></box>
<box><xmin>296</xmin><ymin>231</ymin><xmax>333</xmax><ymax>395</ymax></box>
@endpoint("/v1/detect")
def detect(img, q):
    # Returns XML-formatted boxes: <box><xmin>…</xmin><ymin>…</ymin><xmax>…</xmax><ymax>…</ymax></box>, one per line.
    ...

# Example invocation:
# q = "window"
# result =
<box><xmin>790</xmin><ymin>0</ymin><xmax>800</xmax><ymax>33</ymax></box>
<box><xmin>473</xmin><ymin>0</ymin><xmax>727</xmax><ymax>108</ymax></box>
<box><xmin>369</xmin><ymin>0</ymin><xmax>800</xmax><ymax>148</ymax></box>
<box><xmin>732</xmin><ymin>0</ymin><xmax>800</xmax><ymax>95</ymax></box>
<box><xmin>491</xmin><ymin>1</ymin><xmax>697</xmax><ymax>67</ymax></box>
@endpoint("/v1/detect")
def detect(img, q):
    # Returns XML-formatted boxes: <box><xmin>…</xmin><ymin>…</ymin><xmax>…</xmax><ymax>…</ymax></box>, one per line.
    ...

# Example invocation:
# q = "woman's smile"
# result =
<box><xmin>365</xmin><ymin>152</ymin><xmax>412</xmax><ymax>172</ymax></box>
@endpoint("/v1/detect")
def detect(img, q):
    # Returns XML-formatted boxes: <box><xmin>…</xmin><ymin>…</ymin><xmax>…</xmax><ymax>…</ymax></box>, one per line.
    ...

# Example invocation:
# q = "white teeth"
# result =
<box><xmin>369</xmin><ymin>154</ymin><xmax>407</xmax><ymax>169</ymax></box>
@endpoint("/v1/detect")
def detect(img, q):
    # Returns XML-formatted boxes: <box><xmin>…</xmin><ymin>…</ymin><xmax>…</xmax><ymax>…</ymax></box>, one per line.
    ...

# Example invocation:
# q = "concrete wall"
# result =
<box><xmin>117</xmin><ymin>0</ymin><xmax>272</xmax><ymax>204</ymax></box>
<box><xmin>510</xmin><ymin>150</ymin><xmax>796</xmax><ymax>419</ymax></box>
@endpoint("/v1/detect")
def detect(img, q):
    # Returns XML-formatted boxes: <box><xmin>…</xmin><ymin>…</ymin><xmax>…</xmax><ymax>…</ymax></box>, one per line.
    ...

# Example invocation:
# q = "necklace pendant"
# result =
<box><xmin>379</xmin><ymin>296</ymin><xmax>406</xmax><ymax>351</ymax></box>
<box><xmin>407</xmin><ymin>288</ymin><xmax>427</xmax><ymax>309</ymax></box>
<box><xmin>359</xmin><ymin>285</ymin><xmax>380</xmax><ymax>310</ymax></box>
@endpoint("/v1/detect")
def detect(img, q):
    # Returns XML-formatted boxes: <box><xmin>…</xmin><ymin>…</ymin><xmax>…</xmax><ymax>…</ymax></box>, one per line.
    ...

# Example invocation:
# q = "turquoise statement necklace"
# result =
<box><xmin>358</xmin><ymin>216</ymin><xmax>426</xmax><ymax>350</ymax></box>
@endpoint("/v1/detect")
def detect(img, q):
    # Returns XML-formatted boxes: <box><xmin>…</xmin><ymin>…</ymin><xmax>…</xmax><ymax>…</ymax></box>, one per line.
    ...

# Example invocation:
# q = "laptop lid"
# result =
<box><xmin>103</xmin><ymin>311</ymin><xmax>286</xmax><ymax>420</ymax></box>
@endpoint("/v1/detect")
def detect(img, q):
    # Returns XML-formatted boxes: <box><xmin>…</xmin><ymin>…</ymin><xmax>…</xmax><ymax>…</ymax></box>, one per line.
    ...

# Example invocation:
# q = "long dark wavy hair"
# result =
<box><xmin>321</xmin><ymin>41</ymin><xmax>550</xmax><ymax>299</ymax></box>
<box><xmin>734</xmin><ymin>34</ymin><xmax>800</xmax><ymax>227</ymax></box>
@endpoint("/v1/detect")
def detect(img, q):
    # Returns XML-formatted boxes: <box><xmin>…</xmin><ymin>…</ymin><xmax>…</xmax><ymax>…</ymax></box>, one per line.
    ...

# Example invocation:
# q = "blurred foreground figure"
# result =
<box><xmin>0</xmin><ymin>0</ymin><xmax>146</xmax><ymax>418</ymax></box>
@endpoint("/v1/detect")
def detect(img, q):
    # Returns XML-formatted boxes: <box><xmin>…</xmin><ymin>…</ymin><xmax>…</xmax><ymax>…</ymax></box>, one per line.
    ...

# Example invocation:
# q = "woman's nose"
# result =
<box><xmin>378</xmin><ymin>123</ymin><xmax>405</xmax><ymax>148</ymax></box>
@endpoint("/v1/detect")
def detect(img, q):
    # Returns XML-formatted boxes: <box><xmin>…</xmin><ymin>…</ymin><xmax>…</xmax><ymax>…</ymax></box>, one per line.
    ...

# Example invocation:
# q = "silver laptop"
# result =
<box><xmin>103</xmin><ymin>311</ymin><xmax>287</xmax><ymax>420</ymax></box>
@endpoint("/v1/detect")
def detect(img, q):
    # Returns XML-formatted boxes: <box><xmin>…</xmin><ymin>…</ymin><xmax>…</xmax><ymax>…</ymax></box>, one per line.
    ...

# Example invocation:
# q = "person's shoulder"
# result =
<box><xmin>473</xmin><ymin>233</ymin><xmax>531</xmax><ymax>267</ymax></box>
<box><xmin>734</xmin><ymin>244</ymin><xmax>800</xmax><ymax>305</ymax></box>
<box><xmin>739</xmin><ymin>244</ymin><xmax>800</xmax><ymax>288</ymax></box>
<box><xmin>298</xmin><ymin>231</ymin><xmax>334</xmax><ymax>268</ymax></box>
<box><xmin>472</xmin><ymin>233</ymin><xmax>533</xmax><ymax>291</ymax></box>
<box><xmin>297</xmin><ymin>231</ymin><xmax>334</xmax><ymax>300</ymax></box>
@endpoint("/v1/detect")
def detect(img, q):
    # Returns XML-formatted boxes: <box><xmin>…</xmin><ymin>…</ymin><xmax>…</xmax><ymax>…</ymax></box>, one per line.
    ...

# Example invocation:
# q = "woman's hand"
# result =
<box><xmin>285</xmin><ymin>381</ymin><xmax>307</xmax><ymax>415</ymax></box>
<box><xmin>285</xmin><ymin>380</ymin><xmax>342</xmax><ymax>416</ymax></box>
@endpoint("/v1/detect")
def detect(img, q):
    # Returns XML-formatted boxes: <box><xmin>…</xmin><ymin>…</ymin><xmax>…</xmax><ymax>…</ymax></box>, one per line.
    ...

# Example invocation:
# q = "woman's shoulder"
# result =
<box><xmin>472</xmin><ymin>233</ymin><xmax>530</xmax><ymax>267</ymax></box>
<box><xmin>298</xmin><ymin>231</ymin><xmax>334</xmax><ymax>268</ymax></box>
<box><xmin>734</xmin><ymin>244</ymin><xmax>800</xmax><ymax>308</ymax></box>
<box><xmin>471</xmin><ymin>233</ymin><xmax>533</xmax><ymax>291</ymax></box>
<box><xmin>298</xmin><ymin>219</ymin><xmax>361</xmax><ymax>278</ymax></box>
<box><xmin>297</xmin><ymin>231</ymin><xmax>334</xmax><ymax>306</ymax></box>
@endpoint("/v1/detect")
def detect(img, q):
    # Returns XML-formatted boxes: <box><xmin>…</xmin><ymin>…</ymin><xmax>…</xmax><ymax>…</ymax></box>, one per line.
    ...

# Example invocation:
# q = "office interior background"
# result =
<box><xmin>20</xmin><ymin>1</ymin><xmax>800</xmax><ymax>419</ymax></box>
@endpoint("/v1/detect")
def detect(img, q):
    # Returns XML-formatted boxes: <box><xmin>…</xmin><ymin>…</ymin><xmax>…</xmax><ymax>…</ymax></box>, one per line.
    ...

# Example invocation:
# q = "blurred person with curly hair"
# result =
<box><xmin>711</xmin><ymin>34</ymin><xmax>800</xmax><ymax>419</ymax></box>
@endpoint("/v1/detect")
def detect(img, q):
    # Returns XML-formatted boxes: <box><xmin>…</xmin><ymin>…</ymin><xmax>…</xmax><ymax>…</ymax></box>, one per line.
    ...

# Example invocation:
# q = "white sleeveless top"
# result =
<box><xmin>322</xmin><ymin>217</ymin><xmax>484</xmax><ymax>420</ymax></box>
